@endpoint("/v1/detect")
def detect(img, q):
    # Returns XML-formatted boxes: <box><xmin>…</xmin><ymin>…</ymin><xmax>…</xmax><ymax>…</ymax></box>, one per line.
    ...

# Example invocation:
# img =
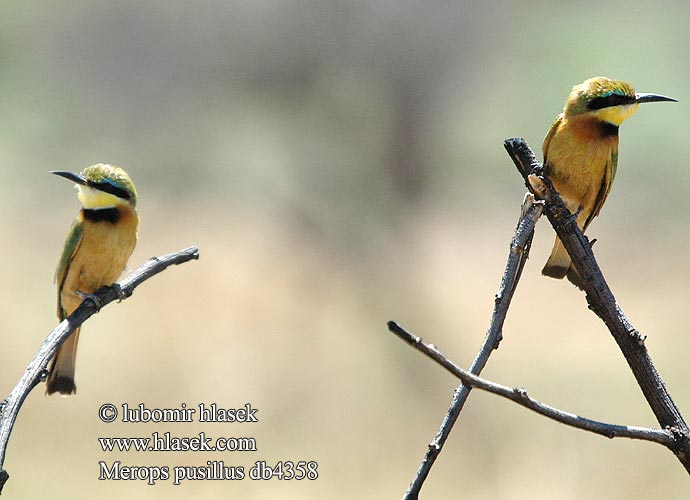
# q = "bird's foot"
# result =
<box><xmin>113</xmin><ymin>283</ymin><xmax>130</xmax><ymax>302</ymax></box>
<box><xmin>565</xmin><ymin>207</ymin><xmax>582</xmax><ymax>225</ymax></box>
<box><xmin>76</xmin><ymin>290</ymin><xmax>103</xmax><ymax>311</ymax></box>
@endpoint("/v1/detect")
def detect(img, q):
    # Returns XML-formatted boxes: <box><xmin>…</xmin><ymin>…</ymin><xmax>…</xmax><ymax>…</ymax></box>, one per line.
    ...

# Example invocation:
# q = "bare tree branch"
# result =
<box><xmin>393</xmin><ymin>137</ymin><xmax>690</xmax><ymax>496</ymax></box>
<box><xmin>389</xmin><ymin>321</ymin><xmax>676</xmax><ymax>447</ymax></box>
<box><xmin>503</xmin><ymin>138</ymin><xmax>690</xmax><ymax>470</ymax></box>
<box><xmin>0</xmin><ymin>246</ymin><xmax>200</xmax><ymax>494</ymax></box>
<box><xmin>394</xmin><ymin>194</ymin><xmax>543</xmax><ymax>499</ymax></box>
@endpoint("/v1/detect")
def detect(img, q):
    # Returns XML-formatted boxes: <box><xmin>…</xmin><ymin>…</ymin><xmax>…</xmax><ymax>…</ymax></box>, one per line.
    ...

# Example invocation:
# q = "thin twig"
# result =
<box><xmin>0</xmin><ymin>246</ymin><xmax>200</xmax><ymax>494</ymax></box>
<box><xmin>389</xmin><ymin>321</ymin><xmax>675</xmax><ymax>447</ymax></box>
<box><xmin>504</xmin><ymin>137</ymin><xmax>690</xmax><ymax>470</ymax></box>
<box><xmin>395</xmin><ymin>195</ymin><xmax>543</xmax><ymax>499</ymax></box>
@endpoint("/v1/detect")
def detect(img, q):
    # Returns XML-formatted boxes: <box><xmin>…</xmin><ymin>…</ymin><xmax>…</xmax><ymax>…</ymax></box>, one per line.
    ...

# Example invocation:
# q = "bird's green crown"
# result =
<box><xmin>81</xmin><ymin>164</ymin><xmax>137</xmax><ymax>208</ymax></box>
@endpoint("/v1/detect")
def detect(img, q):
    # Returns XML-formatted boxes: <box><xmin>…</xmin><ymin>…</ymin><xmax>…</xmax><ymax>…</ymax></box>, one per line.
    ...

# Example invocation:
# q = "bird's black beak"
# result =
<box><xmin>51</xmin><ymin>170</ymin><xmax>88</xmax><ymax>185</ymax></box>
<box><xmin>635</xmin><ymin>93</ymin><xmax>677</xmax><ymax>104</ymax></box>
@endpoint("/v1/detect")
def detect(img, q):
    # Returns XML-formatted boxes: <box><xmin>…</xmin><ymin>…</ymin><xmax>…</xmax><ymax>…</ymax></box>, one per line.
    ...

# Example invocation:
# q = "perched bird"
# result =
<box><xmin>541</xmin><ymin>76</ymin><xmax>676</xmax><ymax>286</ymax></box>
<box><xmin>47</xmin><ymin>164</ymin><xmax>138</xmax><ymax>395</ymax></box>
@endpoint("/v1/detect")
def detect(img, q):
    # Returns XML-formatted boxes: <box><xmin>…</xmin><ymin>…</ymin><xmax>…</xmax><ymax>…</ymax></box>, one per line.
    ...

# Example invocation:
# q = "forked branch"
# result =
<box><xmin>504</xmin><ymin>138</ymin><xmax>690</xmax><ymax>468</ymax></box>
<box><xmin>393</xmin><ymin>137</ymin><xmax>689</xmax><ymax>497</ymax></box>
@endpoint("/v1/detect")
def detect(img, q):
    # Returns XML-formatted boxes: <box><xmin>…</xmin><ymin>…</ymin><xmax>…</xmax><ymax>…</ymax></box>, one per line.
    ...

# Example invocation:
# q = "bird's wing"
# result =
<box><xmin>541</xmin><ymin>114</ymin><xmax>563</xmax><ymax>166</ymax></box>
<box><xmin>55</xmin><ymin>217</ymin><xmax>84</xmax><ymax>319</ymax></box>
<box><xmin>585</xmin><ymin>150</ymin><xmax>618</xmax><ymax>229</ymax></box>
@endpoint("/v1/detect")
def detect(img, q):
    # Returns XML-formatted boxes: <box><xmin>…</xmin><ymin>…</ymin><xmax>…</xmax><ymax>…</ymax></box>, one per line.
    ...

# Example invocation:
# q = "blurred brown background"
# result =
<box><xmin>1</xmin><ymin>1</ymin><xmax>689</xmax><ymax>498</ymax></box>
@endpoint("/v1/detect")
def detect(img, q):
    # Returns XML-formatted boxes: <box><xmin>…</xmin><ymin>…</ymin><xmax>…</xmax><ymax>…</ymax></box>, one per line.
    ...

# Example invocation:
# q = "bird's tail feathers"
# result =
<box><xmin>46</xmin><ymin>327</ymin><xmax>80</xmax><ymax>396</ymax></box>
<box><xmin>542</xmin><ymin>237</ymin><xmax>585</xmax><ymax>289</ymax></box>
<box><xmin>542</xmin><ymin>237</ymin><xmax>570</xmax><ymax>279</ymax></box>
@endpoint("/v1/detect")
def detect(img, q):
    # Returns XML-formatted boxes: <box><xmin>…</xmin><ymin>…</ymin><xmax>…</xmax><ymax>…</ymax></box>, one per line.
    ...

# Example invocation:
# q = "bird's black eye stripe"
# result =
<box><xmin>91</xmin><ymin>181</ymin><xmax>131</xmax><ymax>200</ymax></box>
<box><xmin>587</xmin><ymin>93</ymin><xmax>636</xmax><ymax>111</ymax></box>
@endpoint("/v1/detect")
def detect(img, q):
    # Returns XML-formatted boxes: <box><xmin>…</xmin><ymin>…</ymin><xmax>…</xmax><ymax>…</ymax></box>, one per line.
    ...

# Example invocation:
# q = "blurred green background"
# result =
<box><xmin>1</xmin><ymin>1</ymin><xmax>689</xmax><ymax>498</ymax></box>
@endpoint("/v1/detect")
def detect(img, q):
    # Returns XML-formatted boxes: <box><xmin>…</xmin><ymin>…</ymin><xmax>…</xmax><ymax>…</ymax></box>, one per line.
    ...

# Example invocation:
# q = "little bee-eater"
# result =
<box><xmin>47</xmin><ymin>164</ymin><xmax>138</xmax><ymax>395</ymax></box>
<box><xmin>541</xmin><ymin>76</ymin><xmax>676</xmax><ymax>286</ymax></box>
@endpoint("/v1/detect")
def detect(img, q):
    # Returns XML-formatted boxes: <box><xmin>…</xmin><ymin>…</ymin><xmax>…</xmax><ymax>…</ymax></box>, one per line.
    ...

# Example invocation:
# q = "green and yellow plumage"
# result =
<box><xmin>47</xmin><ymin>164</ymin><xmax>138</xmax><ymax>395</ymax></box>
<box><xmin>541</xmin><ymin>77</ymin><xmax>675</xmax><ymax>287</ymax></box>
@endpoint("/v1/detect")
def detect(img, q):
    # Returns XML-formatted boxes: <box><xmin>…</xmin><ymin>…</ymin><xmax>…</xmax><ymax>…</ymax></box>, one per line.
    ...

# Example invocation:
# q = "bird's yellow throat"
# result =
<box><xmin>76</xmin><ymin>185</ymin><xmax>126</xmax><ymax>210</ymax></box>
<box><xmin>592</xmin><ymin>103</ymin><xmax>639</xmax><ymax>126</ymax></box>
